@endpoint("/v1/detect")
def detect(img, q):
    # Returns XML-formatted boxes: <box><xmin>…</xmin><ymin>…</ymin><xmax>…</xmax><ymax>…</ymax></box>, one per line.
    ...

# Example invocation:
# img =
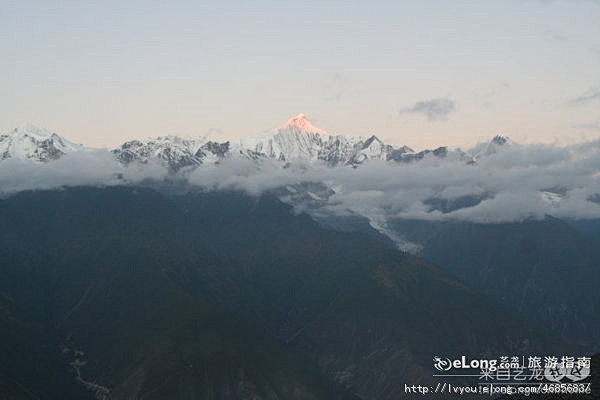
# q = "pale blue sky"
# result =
<box><xmin>1</xmin><ymin>0</ymin><xmax>599</xmax><ymax>149</ymax></box>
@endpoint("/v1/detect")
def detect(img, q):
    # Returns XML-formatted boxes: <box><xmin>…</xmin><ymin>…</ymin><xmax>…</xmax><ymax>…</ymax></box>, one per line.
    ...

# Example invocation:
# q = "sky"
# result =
<box><xmin>1</xmin><ymin>0</ymin><xmax>599</xmax><ymax>150</ymax></box>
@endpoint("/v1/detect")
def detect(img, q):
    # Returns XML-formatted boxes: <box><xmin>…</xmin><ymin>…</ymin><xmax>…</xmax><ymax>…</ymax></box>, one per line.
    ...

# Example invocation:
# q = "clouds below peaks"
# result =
<box><xmin>185</xmin><ymin>142</ymin><xmax>600</xmax><ymax>223</ymax></box>
<box><xmin>0</xmin><ymin>140</ymin><xmax>599</xmax><ymax>225</ymax></box>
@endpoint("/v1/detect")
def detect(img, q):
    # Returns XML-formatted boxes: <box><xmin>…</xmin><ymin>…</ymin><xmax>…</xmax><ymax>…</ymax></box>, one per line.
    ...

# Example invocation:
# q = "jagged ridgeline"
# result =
<box><xmin>1</xmin><ymin>114</ymin><xmax>504</xmax><ymax>170</ymax></box>
<box><xmin>0</xmin><ymin>186</ymin><xmax>570</xmax><ymax>400</ymax></box>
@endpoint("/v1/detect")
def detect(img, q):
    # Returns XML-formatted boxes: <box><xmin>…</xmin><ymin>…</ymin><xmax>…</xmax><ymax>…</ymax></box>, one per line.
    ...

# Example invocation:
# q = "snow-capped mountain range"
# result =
<box><xmin>2</xmin><ymin>115</ymin><xmax>597</xmax><ymax>253</ymax></box>
<box><xmin>0</xmin><ymin>114</ymin><xmax>508</xmax><ymax>169</ymax></box>
<box><xmin>0</xmin><ymin>123</ymin><xmax>84</xmax><ymax>162</ymax></box>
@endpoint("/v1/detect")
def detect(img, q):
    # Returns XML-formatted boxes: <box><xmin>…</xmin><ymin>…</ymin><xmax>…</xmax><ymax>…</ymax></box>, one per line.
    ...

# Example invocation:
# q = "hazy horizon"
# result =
<box><xmin>5</xmin><ymin>112</ymin><xmax>600</xmax><ymax>153</ymax></box>
<box><xmin>2</xmin><ymin>0</ymin><xmax>600</xmax><ymax>150</ymax></box>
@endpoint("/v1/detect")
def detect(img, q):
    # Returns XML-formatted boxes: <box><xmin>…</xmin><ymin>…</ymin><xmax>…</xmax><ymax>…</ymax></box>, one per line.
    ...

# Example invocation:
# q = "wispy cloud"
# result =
<box><xmin>204</xmin><ymin>128</ymin><xmax>225</xmax><ymax>140</ymax></box>
<box><xmin>573</xmin><ymin>122</ymin><xmax>600</xmax><ymax>131</ymax></box>
<box><xmin>399</xmin><ymin>98</ymin><xmax>456</xmax><ymax>121</ymax></box>
<box><xmin>326</xmin><ymin>73</ymin><xmax>345</xmax><ymax>89</ymax></box>
<box><xmin>545</xmin><ymin>29</ymin><xmax>568</xmax><ymax>41</ymax></box>
<box><xmin>534</xmin><ymin>0</ymin><xmax>600</xmax><ymax>6</ymax></box>
<box><xmin>567</xmin><ymin>88</ymin><xmax>600</xmax><ymax>106</ymax></box>
<box><xmin>323</xmin><ymin>73</ymin><xmax>364</xmax><ymax>103</ymax></box>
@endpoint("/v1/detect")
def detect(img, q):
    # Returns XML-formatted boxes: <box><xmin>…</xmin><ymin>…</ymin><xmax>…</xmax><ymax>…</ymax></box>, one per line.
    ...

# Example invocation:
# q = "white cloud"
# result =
<box><xmin>399</xmin><ymin>98</ymin><xmax>456</xmax><ymax>121</ymax></box>
<box><xmin>1</xmin><ymin>140</ymin><xmax>599</xmax><ymax>225</ymax></box>
<box><xmin>189</xmin><ymin>141</ymin><xmax>600</xmax><ymax>223</ymax></box>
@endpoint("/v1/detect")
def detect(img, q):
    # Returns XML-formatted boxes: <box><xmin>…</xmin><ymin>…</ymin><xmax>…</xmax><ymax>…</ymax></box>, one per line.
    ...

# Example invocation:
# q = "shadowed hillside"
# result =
<box><xmin>0</xmin><ymin>187</ymin><xmax>575</xmax><ymax>399</ymax></box>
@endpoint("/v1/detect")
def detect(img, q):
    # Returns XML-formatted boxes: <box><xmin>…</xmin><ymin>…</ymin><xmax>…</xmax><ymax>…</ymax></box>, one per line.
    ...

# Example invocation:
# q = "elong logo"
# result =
<box><xmin>434</xmin><ymin>356</ymin><xmax>498</xmax><ymax>372</ymax></box>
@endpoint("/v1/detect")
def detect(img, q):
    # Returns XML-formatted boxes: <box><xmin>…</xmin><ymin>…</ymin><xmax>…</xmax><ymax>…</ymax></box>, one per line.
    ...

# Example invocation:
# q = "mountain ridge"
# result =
<box><xmin>1</xmin><ymin>115</ymin><xmax>511</xmax><ymax>169</ymax></box>
<box><xmin>0</xmin><ymin>186</ymin><xmax>574</xmax><ymax>399</ymax></box>
<box><xmin>0</xmin><ymin>124</ymin><xmax>84</xmax><ymax>162</ymax></box>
